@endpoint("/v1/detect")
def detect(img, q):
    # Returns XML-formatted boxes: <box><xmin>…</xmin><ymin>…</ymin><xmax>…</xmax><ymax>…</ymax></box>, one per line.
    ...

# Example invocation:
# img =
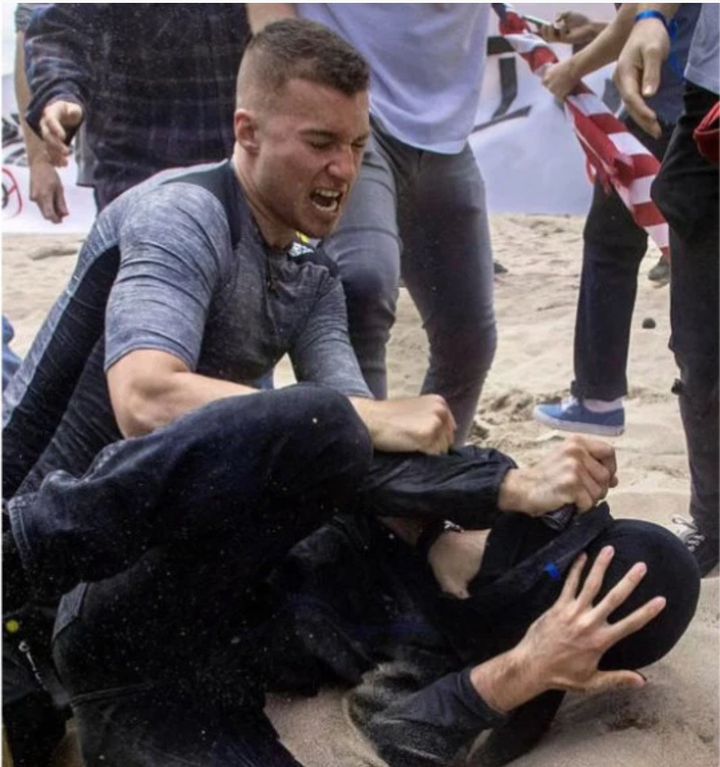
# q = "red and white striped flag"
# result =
<box><xmin>492</xmin><ymin>3</ymin><xmax>669</xmax><ymax>258</ymax></box>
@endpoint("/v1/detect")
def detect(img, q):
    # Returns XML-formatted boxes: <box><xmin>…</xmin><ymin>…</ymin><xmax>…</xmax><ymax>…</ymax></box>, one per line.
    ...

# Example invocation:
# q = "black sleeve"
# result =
<box><xmin>15</xmin><ymin>3</ymin><xmax>47</xmax><ymax>33</ymax></box>
<box><xmin>366</xmin><ymin>667</ymin><xmax>508</xmax><ymax>767</ymax></box>
<box><xmin>358</xmin><ymin>445</ymin><xmax>517</xmax><ymax>529</ymax></box>
<box><xmin>24</xmin><ymin>4</ymin><xmax>101</xmax><ymax>137</ymax></box>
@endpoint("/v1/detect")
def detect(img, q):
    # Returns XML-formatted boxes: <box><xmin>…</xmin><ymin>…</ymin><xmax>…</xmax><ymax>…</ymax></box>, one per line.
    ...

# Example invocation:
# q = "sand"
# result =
<box><xmin>2</xmin><ymin>220</ymin><xmax>718</xmax><ymax>767</ymax></box>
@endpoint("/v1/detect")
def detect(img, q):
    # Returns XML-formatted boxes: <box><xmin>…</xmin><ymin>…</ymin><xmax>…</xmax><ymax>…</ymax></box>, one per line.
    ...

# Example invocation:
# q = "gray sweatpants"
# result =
<box><xmin>322</xmin><ymin>123</ymin><xmax>497</xmax><ymax>444</ymax></box>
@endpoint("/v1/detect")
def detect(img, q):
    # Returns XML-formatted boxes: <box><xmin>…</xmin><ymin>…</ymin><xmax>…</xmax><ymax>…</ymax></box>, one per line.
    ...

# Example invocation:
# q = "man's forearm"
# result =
<box><xmin>23</xmin><ymin>4</ymin><xmax>93</xmax><ymax>138</ymax></box>
<box><xmin>359</xmin><ymin>447</ymin><xmax>514</xmax><ymax>527</ymax></box>
<box><xmin>247</xmin><ymin>3</ymin><xmax>296</xmax><ymax>32</ymax></box>
<box><xmin>107</xmin><ymin>351</ymin><xmax>258</xmax><ymax>438</ymax></box>
<box><xmin>14</xmin><ymin>32</ymin><xmax>46</xmax><ymax>164</ymax></box>
<box><xmin>470</xmin><ymin>645</ymin><xmax>545</xmax><ymax>713</ymax></box>
<box><xmin>564</xmin><ymin>4</ymin><xmax>639</xmax><ymax>79</ymax></box>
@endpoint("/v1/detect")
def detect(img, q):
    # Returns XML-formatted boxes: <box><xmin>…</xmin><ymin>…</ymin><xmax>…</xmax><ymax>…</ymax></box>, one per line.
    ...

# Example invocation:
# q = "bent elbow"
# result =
<box><xmin>110</xmin><ymin>375</ymin><xmax>179</xmax><ymax>438</ymax></box>
<box><xmin>113</xmin><ymin>388</ymin><xmax>165</xmax><ymax>438</ymax></box>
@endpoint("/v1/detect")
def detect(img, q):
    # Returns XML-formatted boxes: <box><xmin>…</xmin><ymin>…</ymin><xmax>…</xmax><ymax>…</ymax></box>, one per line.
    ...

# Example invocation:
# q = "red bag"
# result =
<box><xmin>693</xmin><ymin>101</ymin><xmax>719</xmax><ymax>165</ymax></box>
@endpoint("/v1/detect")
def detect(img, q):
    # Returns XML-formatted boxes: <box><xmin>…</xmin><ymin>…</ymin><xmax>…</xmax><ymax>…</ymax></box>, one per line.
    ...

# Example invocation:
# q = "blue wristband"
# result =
<box><xmin>635</xmin><ymin>9</ymin><xmax>670</xmax><ymax>28</ymax></box>
<box><xmin>635</xmin><ymin>9</ymin><xmax>677</xmax><ymax>39</ymax></box>
<box><xmin>635</xmin><ymin>9</ymin><xmax>681</xmax><ymax>77</ymax></box>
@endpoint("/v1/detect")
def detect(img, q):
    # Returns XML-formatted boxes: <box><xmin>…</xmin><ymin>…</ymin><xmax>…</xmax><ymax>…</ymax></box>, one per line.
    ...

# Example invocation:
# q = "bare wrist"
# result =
<box><xmin>566</xmin><ymin>51</ymin><xmax>592</xmax><ymax>82</ymax></box>
<box><xmin>417</xmin><ymin>519</ymin><xmax>463</xmax><ymax>561</ymax></box>
<box><xmin>469</xmin><ymin>646</ymin><xmax>546</xmax><ymax>714</ymax></box>
<box><xmin>28</xmin><ymin>154</ymin><xmax>54</xmax><ymax>169</ymax></box>
<box><xmin>497</xmin><ymin>468</ymin><xmax>525</xmax><ymax>512</ymax></box>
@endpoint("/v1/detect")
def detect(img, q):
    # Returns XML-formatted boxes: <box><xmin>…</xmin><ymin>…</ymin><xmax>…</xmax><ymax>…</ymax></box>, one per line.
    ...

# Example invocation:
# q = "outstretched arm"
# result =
<box><xmin>14</xmin><ymin>15</ymin><xmax>68</xmax><ymax>221</ymax></box>
<box><xmin>369</xmin><ymin>547</ymin><xmax>665</xmax><ymax>766</ymax></box>
<box><xmin>362</xmin><ymin>435</ymin><xmax>617</xmax><ymax>599</ymax></box>
<box><xmin>542</xmin><ymin>4</ymin><xmax>639</xmax><ymax>99</ymax></box>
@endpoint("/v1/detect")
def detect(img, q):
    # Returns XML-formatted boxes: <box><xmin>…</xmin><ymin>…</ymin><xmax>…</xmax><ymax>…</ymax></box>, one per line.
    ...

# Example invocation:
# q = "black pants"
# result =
<box><xmin>572</xmin><ymin>116</ymin><xmax>673</xmax><ymax>401</ymax></box>
<box><xmin>8</xmin><ymin>384</ymin><xmax>701</xmax><ymax>765</ymax></box>
<box><xmin>652</xmin><ymin>82</ymin><xmax>719</xmax><ymax>540</ymax></box>
<box><xmin>16</xmin><ymin>383</ymin><xmax>503</xmax><ymax>766</ymax></box>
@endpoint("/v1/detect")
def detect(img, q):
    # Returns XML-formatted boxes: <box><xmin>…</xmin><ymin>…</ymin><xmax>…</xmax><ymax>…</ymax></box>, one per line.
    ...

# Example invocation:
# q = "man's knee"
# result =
<box><xmin>326</xmin><ymin>227</ymin><xmax>400</xmax><ymax>310</ymax></box>
<box><xmin>671</xmin><ymin>363</ymin><xmax>719</xmax><ymax>422</ymax></box>
<box><xmin>342</xmin><ymin>257</ymin><xmax>399</xmax><ymax>312</ymax></box>
<box><xmin>431</xmin><ymin>318</ymin><xmax>497</xmax><ymax>382</ymax></box>
<box><xmin>275</xmin><ymin>384</ymin><xmax>374</xmax><ymax>468</ymax></box>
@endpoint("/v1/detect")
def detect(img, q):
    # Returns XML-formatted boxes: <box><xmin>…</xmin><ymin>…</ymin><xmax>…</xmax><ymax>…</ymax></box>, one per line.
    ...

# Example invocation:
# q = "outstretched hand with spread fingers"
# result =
<box><xmin>518</xmin><ymin>546</ymin><xmax>667</xmax><ymax>695</ymax></box>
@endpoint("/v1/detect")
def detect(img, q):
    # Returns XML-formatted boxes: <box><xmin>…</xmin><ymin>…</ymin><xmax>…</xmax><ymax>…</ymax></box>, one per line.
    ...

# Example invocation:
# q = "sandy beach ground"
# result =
<box><xmin>2</xmin><ymin>218</ymin><xmax>718</xmax><ymax>767</ymax></box>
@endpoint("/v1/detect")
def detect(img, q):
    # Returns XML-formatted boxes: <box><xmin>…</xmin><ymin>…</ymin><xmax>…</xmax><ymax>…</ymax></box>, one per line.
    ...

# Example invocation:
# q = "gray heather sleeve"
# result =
<box><xmin>289</xmin><ymin>271</ymin><xmax>373</xmax><ymax>398</ymax></box>
<box><xmin>104</xmin><ymin>185</ymin><xmax>228</xmax><ymax>372</ymax></box>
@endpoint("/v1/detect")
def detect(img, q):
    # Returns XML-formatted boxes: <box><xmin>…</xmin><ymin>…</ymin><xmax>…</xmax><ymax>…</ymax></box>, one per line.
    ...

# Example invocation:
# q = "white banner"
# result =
<box><xmin>2</xmin><ymin>3</ymin><xmax>619</xmax><ymax>233</ymax></box>
<box><xmin>473</xmin><ymin>3</ymin><xmax>619</xmax><ymax>214</ymax></box>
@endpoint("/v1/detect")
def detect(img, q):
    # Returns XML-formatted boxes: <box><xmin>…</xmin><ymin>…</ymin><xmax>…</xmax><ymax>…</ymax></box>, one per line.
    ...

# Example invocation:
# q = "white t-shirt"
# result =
<box><xmin>297</xmin><ymin>3</ymin><xmax>490</xmax><ymax>154</ymax></box>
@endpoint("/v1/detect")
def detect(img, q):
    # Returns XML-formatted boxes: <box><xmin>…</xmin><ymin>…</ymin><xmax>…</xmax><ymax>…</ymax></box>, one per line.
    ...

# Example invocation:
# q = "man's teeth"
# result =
<box><xmin>312</xmin><ymin>190</ymin><xmax>341</xmax><ymax>211</ymax></box>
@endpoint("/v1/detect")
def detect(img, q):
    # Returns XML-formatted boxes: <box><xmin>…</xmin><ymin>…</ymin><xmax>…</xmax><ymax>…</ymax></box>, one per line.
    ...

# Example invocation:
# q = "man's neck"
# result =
<box><xmin>231</xmin><ymin>153</ymin><xmax>295</xmax><ymax>250</ymax></box>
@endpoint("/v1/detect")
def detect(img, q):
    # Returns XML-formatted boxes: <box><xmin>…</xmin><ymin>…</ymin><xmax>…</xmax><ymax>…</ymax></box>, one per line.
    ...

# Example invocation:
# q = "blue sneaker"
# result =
<box><xmin>533</xmin><ymin>397</ymin><xmax>625</xmax><ymax>436</ymax></box>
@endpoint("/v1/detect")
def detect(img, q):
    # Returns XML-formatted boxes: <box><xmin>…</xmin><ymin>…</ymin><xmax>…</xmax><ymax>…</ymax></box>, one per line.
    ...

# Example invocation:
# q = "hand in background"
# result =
<box><xmin>39</xmin><ymin>100</ymin><xmax>84</xmax><ymax>166</ymax></box>
<box><xmin>542</xmin><ymin>59</ymin><xmax>582</xmax><ymax>100</ymax></box>
<box><xmin>540</xmin><ymin>12</ymin><xmax>604</xmax><ymax>47</ymax></box>
<box><xmin>28</xmin><ymin>159</ymin><xmax>69</xmax><ymax>223</ymax></box>
<box><xmin>614</xmin><ymin>16</ymin><xmax>670</xmax><ymax>138</ymax></box>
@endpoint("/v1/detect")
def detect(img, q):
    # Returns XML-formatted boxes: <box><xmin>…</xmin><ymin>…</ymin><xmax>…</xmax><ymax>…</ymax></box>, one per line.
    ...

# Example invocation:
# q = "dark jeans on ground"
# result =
<box><xmin>7</xmin><ymin>384</ymin><xmax>701</xmax><ymax>764</ymax></box>
<box><xmin>651</xmin><ymin>83</ymin><xmax>719</xmax><ymax>541</ymax></box>
<box><xmin>40</xmin><ymin>385</ymin><xmax>372</xmax><ymax>766</ymax></box>
<box><xmin>571</xmin><ymin>116</ymin><xmax>673</xmax><ymax>402</ymax></box>
<box><xmin>9</xmin><ymin>383</ymin><xmax>507</xmax><ymax>765</ymax></box>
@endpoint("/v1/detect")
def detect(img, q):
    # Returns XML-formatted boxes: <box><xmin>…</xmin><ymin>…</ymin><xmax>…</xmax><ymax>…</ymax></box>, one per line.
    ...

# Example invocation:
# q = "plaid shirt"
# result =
<box><xmin>25</xmin><ymin>4</ymin><xmax>250</xmax><ymax>207</ymax></box>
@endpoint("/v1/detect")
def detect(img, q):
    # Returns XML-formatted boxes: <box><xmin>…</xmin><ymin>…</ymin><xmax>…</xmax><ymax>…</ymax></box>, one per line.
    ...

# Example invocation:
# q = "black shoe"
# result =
<box><xmin>671</xmin><ymin>516</ymin><xmax>719</xmax><ymax>577</ymax></box>
<box><xmin>467</xmin><ymin>690</ymin><xmax>564</xmax><ymax>766</ymax></box>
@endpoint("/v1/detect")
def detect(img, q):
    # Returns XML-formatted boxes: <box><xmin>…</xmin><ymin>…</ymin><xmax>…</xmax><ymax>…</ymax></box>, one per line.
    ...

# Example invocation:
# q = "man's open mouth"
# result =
<box><xmin>311</xmin><ymin>189</ymin><xmax>342</xmax><ymax>213</ymax></box>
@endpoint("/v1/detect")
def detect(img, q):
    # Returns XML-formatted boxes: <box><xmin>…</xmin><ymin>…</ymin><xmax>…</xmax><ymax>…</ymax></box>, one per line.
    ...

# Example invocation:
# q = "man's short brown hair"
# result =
<box><xmin>237</xmin><ymin>18</ymin><xmax>370</xmax><ymax>106</ymax></box>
